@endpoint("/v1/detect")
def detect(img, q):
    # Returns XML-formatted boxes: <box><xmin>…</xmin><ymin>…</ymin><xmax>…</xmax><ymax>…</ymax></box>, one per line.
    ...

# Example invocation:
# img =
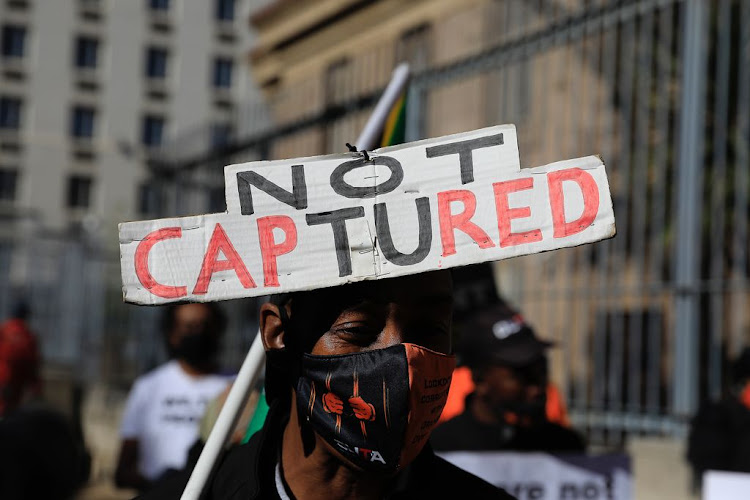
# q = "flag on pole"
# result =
<box><xmin>379</xmin><ymin>92</ymin><xmax>406</xmax><ymax>147</ymax></box>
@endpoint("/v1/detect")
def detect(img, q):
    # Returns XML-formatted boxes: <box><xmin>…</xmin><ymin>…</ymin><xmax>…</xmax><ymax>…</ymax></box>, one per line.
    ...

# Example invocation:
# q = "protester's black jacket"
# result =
<box><xmin>430</xmin><ymin>404</ymin><xmax>585</xmax><ymax>453</ymax></box>
<box><xmin>687</xmin><ymin>395</ymin><xmax>750</xmax><ymax>485</ymax></box>
<box><xmin>140</xmin><ymin>400</ymin><xmax>514</xmax><ymax>499</ymax></box>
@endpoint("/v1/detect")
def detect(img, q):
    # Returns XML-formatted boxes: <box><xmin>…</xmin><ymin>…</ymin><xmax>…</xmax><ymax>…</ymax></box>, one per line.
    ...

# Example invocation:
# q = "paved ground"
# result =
<box><xmin>76</xmin><ymin>386</ymin><xmax>136</xmax><ymax>500</ymax></box>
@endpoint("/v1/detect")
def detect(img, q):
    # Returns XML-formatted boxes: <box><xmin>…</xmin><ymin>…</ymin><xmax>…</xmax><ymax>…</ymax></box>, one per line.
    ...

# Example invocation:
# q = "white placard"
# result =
<box><xmin>439</xmin><ymin>452</ymin><xmax>632</xmax><ymax>500</ymax></box>
<box><xmin>703</xmin><ymin>470</ymin><xmax>750</xmax><ymax>500</ymax></box>
<box><xmin>119</xmin><ymin>124</ymin><xmax>615</xmax><ymax>304</ymax></box>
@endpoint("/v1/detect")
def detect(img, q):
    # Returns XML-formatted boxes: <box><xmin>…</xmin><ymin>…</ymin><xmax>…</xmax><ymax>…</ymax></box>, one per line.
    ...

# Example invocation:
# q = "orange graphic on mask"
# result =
<box><xmin>321</xmin><ymin>370</ymin><xmax>376</xmax><ymax>438</ymax></box>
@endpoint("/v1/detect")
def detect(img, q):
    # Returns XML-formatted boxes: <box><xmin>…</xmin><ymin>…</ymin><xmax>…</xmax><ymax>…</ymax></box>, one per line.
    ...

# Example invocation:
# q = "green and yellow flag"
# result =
<box><xmin>379</xmin><ymin>92</ymin><xmax>407</xmax><ymax>147</ymax></box>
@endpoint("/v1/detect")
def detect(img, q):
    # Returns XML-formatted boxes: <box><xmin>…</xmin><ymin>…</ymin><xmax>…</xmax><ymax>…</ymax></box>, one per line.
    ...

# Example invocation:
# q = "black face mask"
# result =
<box><xmin>295</xmin><ymin>343</ymin><xmax>456</xmax><ymax>473</ymax></box>
<box><xmin>490</xmin><ymin>394</ymin><xmax>547</xmax><ymax>426</ymax></box>
<box><xmin>174</xmin><ymin>333</ymin><xmax>219</xmax><ymax>369</ymax></box>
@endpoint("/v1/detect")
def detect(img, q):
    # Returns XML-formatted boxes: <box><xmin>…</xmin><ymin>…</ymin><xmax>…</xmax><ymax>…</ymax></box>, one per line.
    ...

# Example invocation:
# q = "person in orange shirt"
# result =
<box><xmin>431</xmin><ymin>301</ymin><xmax>584</xmax><ymax>453</ymax></box>
<box><xmin>441</xmin><ymin>366</ymin><xmax>570</xmax><ymax>427</ymax></box>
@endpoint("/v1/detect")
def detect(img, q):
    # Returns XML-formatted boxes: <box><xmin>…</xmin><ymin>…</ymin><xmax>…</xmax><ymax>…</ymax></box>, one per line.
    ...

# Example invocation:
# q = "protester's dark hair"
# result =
<box><xmin>160</xmin><ymin>302</ymin><xmax>227</xmax><ymax>358</ymax></box>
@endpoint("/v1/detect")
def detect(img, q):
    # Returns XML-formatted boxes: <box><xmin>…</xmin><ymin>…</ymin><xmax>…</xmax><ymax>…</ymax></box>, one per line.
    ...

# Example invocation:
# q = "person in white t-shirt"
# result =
<box><xmin>115</xmin><ymin>302</ymin><xmax>231</xmax><ymax>493</ymax></box>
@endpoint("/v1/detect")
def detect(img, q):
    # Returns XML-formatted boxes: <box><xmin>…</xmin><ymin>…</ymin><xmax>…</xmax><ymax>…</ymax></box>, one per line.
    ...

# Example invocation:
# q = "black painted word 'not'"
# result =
<box><xmin>425</xmin><ymin>133</ymin><xmax>504</xmax><ymax>185</ymax></box>
<box><xmin>237</xmin><ymin>165</ymin><xmax>307</xmax><ymax>216</ymax></box>
<box><xmin>330</xmin><ymin>156</ymin><xmax>404</xmax><ymax>199</ymax></box>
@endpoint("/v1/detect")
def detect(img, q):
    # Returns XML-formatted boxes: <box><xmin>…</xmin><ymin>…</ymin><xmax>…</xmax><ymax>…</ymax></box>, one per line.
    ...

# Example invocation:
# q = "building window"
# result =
<box><xmin>0</xmin><ymin>97</ymin><xmax>22</xmax><ymax>129</ymax></box>
<box><xmin>0</xmin><ymin>168</ymin><xmax>18</xmax><ymax>201</ymax></box>
<box><xmin>396</xmin><ymin>24</ymin><xmax>431</xmax><ymax>72</ymax></box>
<box><xmin>148</xmin><ymin>0</ymin><xmax>169</xmax><ymax>11</ymax></box>
<box><xmin>74</xmin><ymin>36</ymin><xmax>98</xmax><ymax>68</ymax></box>
<box><xmin>142</xmin><ymin>115</ymin><xmax>165</xmax><ymax>147</ymax></box>
<box><xmin>71</xmin><ymin>106</ymin><xmax>96</xmax><ymax>138</ymax></box>
<box><xmin>145</xmin><ymin>47</ymin><xmax>168</xmax><ymax>79</ymax></box>
<box><xmin>67</xmin><ymin>175</ymin><xmax>93</xmax><ymax>208</ymax></box>
<box><xmin>213</xmin><ymin>57</ymin><xmax>233</xmax><ymax>88</ymax></box>
<box><xmin>138</xmin><ymin>183</ymin><xmax>161</xmax><ymax>215</ymax></box>
<box><xmin>215</xmin><ymin>0</ymin><xmax>234</xmax><ymax>21</ymax></box>
<box><xmin>211</xmin><ymin>122</ymin><xmax>232</xmax><ymax>147</ymax></box>
<box><xmin>1</xmin><ymin>25</ymin><xmax>25</xmax><ymax>58</ymax></box>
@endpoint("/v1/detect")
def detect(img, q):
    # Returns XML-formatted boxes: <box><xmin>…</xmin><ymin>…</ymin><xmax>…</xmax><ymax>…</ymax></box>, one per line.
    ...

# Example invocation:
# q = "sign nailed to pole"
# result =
<box><xmin>120</xmin><ymin>124</ymin><xmax>616</xmax><ymax>305</ymax></box>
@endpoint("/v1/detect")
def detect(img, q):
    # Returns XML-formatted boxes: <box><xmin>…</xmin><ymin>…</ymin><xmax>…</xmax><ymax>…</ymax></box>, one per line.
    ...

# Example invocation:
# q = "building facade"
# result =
<box><xmin>0</xmin><ymin>0</ymin><xmax>259</xmax><ymax>247</ymax></box>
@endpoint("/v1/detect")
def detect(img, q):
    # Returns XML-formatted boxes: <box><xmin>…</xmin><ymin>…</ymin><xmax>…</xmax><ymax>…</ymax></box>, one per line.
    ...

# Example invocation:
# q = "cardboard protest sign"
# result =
<box><xmin>120</xmin><ymin>124</ymin><xmax>615</xmax><ymax>305</ymax></box>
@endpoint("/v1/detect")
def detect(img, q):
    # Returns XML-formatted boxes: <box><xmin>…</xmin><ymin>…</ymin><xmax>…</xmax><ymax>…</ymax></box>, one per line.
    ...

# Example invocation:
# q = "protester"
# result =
<box><xmin>115</xmin><ymin>302</ymin><xmax>231</xmax><ymax>493</ymax></box>
<box><xmin>0</xmin><ymin>302</ymin><xmax>41</xmax><ymax>415</ymax></box>
<box><xmin>430</xmin><ymin>300</ymin><xmax>585</xmax><ymax>453</ymax></box>
<box><xmin>687</xmin><ymin>347</ymin><xmax>750</xmax><ymax>489</ymax></box>
<box><xmin>0</xmin><ymin>404</ymin><xmax>90</xmax><ymax>499</ymax></box>
<box><xmin>0</xmin><ymin>301</ymin><xmax>90</xmax><ymax>498</ymax></box>
<box><xmin>141</xmin><ymin>271</ymin><xmax>513</xmax><ymax>499</ymax></box>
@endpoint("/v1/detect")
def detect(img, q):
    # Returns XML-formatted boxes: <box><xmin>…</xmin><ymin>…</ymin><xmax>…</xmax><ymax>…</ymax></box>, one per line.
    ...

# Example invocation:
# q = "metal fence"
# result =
<box><xmin>3</xmin><ymin>0</ymin><xmax>747</xmax><ymax>448</ymax></box>
<box><xmin>0</xmin><ymin>230</ymin><xmax>259</xmax><ymax>392</ymax></box>
<box><xmin>402</xmin><ymin>0</ymin><xmax>750</xmax><ymax>445</ymax></box>
<box><xmin>144</xmin><ymin>0</ymin><xmax>750</xmax><ymax>446</ymax></box>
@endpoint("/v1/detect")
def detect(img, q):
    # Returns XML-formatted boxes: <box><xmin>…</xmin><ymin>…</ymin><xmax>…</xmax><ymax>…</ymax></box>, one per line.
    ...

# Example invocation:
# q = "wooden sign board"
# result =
<box><xmin>119</xmin><ymin>125</ymin><xmax>615</xmax><ymax>305</ymax></box>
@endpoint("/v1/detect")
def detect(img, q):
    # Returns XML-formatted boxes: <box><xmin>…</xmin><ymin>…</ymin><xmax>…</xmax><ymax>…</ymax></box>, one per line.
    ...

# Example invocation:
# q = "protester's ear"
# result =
<box><xmin>260</xmin><ymin>302</ymin><xmax>287</xmax><ymax>351</ymax></box>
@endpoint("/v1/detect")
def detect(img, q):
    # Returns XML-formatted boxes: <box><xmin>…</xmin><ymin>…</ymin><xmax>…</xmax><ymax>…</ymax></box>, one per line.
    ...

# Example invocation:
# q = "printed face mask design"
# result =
<box><xmin>296</xmin><ymin>343</ymin><xmax>456</xmax><ymax>472</ymax></box>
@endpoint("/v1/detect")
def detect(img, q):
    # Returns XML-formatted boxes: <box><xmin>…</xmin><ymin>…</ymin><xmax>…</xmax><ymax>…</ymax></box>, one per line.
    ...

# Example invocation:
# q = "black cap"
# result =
<box><xmin>459</xmin><ymin>301</ymin><xmax>553</xmax><ymax>368</ymax></box>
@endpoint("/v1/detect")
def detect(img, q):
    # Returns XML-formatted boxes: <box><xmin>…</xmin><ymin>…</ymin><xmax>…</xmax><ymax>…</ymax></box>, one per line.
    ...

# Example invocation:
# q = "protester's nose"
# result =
<box><xmin>378</xmin><ymin>323</ymin><xmax>406</xmax><ymax>348</ymax></box>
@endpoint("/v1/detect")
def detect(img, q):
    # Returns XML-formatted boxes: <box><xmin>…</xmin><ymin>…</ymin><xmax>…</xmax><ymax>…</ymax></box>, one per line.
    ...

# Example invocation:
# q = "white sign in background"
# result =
<box><xmin>120</xmin><ymin>124</ymin><xmax>616</xmax><ymax>304</ymax></box>
<box><xmin>703</xmin><ymin>470</ymin><xmax>750</xmax><ymax>500</ymax></box>
<box><xmin>439</xmin><ymin>452</ymin><xmax>632</xmax><ymax>500</ymax></box>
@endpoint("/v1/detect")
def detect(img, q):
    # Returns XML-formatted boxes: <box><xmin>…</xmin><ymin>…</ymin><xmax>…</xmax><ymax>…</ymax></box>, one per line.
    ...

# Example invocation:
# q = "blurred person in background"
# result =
<box><xmin>0</xmin><ymin>301</ymin><xmax>41</xmax><ymax>415</ymax></box>
<box><xmin>431</xmin><ymin>301</ymin><xmax>585</xmax><ymax>453</ymax></box>
<box><xmin>687</xmin><ymin>347</ymin><xmax>750</xmax><ymax>490</ymax></box>
<box><xmin>115</xmin><ymin>302</ymin><xmax>232</xmax><ymax>493</ymax></box>
<box><xmin>0</xmin><ymin>301</ymin><xmax>90</xmax><ymax>498</ymax></box>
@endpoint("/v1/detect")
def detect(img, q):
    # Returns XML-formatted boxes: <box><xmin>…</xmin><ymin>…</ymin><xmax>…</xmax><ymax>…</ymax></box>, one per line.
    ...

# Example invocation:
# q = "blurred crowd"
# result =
<box><xmin>2</xmin><ymin>268</ymin><xmax>750</xmax><ymax>499</ymax></box>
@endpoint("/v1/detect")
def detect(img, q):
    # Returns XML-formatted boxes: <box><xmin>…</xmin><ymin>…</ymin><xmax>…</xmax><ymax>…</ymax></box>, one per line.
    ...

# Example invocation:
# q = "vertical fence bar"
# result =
<box><xmin>708</xmin><ymin>0</ymin><xmax>731</xmax><ymax>400</ymax></box>
<box><xmin>673</xmin><ymin>0</ymin><xmax>707</xmax><ymax>417</ymax></box>
<box><xmin>730</xmin><ymin>0</ymin><xmax>750</xmax><ymax>356</ymax></box>
<box><xmin>590</xmin><ymin>8</ymin><xmax>619</xmax><ymax>443</ymax></box>
<box><xmin>628</xmin><ymin>6</ymin><xmax>654</xmax><ymax>418</ymax></box>
<box><xmin>646</xmin><ymin>1</ymin><xmax>675</xmax><ymax>416</ymax></box>
<box><xmin>606</xmin><ymin>13</ymin><xmax>636</xmax><ymax>443</ymax></box>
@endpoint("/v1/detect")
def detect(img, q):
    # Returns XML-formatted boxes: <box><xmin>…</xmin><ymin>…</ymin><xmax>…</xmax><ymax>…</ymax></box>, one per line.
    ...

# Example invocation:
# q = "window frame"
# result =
<box><xmin>212</xmin><ymin>57</ymin><xmax>233</xmax><ymax>88</ymax></box>
<box><xmin>142</xmin><ymin>114</ymin><xmax>166</xmax><ymax>147</ymax></box>
<box><xmin>215</xmin><ymin>0</ymin><xmax>234</xmax><ymax>21</ymax></box>
<box><xmin>145</xmin><ymin>46</ymin><xmax>169</xmax><ymax>79</ymax></box>
<box><xmin>0</xmin><ymin>168</ymin><xmax>18</xmax><ymax>202</ymax></box>
<box><xmin>66</xmin><ymin>175</ymin><xmax>93</xmax><ymax>209</ymax></box>
<box><xmin>71</xmin><ymin>105</ymin><xmax>96</xmax><ymax>139</ymax></box>
<box><xmin>148</xmin><ymin>0</ymin><xmax>170</xmax><ymax>11</ymax></box>
<box><xmin>1</xmin><ymin>25</ymin><xmax>26</xmax><ymax>58</ymax></box>
<box><xmin>0</xmin><ymin>97</ymin><xmax>22</xmax><ymax>130</ymax></box>
<box><xmin>75</xmin><ymin>36</ymin><xmax>99</xmax><ymax>69</ymax></box>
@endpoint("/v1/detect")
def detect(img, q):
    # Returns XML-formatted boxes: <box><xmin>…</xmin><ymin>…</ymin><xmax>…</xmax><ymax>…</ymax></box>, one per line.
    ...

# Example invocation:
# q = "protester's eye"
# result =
<box><xmin>332</xmin><ymin>323</ymin><xmax>381</xmax><ymax>346</ymax></box>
